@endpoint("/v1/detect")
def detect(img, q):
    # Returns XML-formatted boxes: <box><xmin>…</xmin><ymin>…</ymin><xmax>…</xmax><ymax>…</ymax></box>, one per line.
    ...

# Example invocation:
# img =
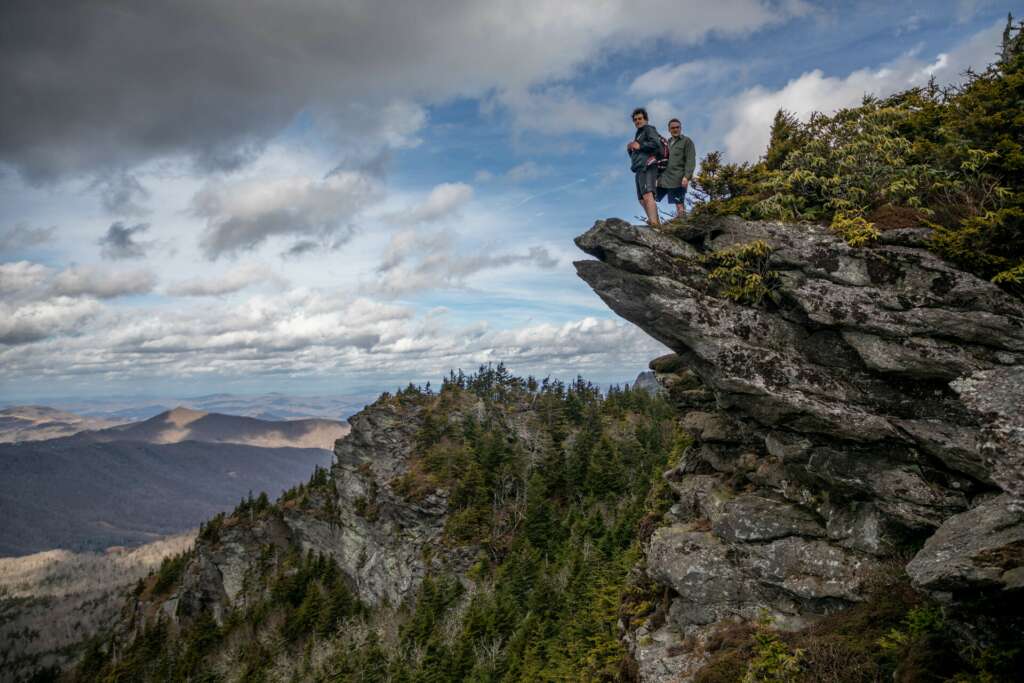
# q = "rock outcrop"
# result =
<box><xmin>574</xmin><ymin>216</ymin><xmax>1024</xmax><ymax>681</ymax></box>
<box><xmin>117</xmin><ymin>393</ymin><xmax>481</xmax><ymax>643</ymax></box>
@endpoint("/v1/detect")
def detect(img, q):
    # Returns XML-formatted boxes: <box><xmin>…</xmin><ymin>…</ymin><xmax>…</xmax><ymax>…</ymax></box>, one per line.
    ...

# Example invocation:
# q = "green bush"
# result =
<box><xmin>698</xmin><ymin>240</ymin><xmax>780</xmax><ymax>305</ymax></box>
<box><xmin>692</xmin><ymin>16</ymin><xmax>1024</xmax><ymax>295</ymax></box>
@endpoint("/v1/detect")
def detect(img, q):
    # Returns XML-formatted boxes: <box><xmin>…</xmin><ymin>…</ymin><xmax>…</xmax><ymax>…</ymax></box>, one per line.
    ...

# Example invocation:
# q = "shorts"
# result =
<box><xmin>657</xmin><ymin>185</ymin><xmax>687</xmax><ymax>204</ymax></box>
<box><xmin>635</xmin><ymin>166</ymin><xmax>659</xmax><ymax>200</ymax></box>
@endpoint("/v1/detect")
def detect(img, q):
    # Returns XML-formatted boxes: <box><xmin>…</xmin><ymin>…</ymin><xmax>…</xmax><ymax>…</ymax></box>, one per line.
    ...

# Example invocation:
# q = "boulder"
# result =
<box><xmin>907</xmin><ymin>494</ymin><xmax>1024</xmax><ymax>595</ymax></box>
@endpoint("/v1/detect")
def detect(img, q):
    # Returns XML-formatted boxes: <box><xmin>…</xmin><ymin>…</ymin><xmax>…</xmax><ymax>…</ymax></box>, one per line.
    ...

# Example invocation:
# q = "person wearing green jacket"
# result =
<box><xmin>657</xmin><ymin>118</ymin><xmax>696</xmax><ymax>218</ymax></box>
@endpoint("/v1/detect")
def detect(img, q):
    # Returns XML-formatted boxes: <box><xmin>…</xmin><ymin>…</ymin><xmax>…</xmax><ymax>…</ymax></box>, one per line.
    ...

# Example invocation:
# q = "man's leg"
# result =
<box><xmin>641</xmin><ymin>168</ymin><xmax>660</xmax><ymax>226</ymax></box>
<box><xmin>642</xmin><ymin>192</ymin><xmax>660</xmax><ymax>226</ymax></box>
<box><xmin>675</xmin><ymin>186</ymin><xmax>688</xmax><ymax>218</ymax></box>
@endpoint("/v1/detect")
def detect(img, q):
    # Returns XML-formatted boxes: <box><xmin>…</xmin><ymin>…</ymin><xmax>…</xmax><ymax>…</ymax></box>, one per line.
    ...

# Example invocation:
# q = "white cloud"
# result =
<box><xmin>721</xmin><ymin>19</ymin><xmax>1005</xmax><ymax>162</ymax></box>
<box><xmin>477</xmin><ymin>163</ymin><xmax>555</xmax><ymax>184</ymax></box>
<box><xmin>505</xmin><ymin>162</ymin><xmax>554</xmax><ymax>183</ymax></box>
<box><xmin>166</xmin><ymin>262</ymin><xmax>286</xmax><ymax>297</ymax></box>
<box><xmin>0</xmin><ymin>285</ymin><xmax>666</xmax><ymax>385</ymax></box>
<box><xmin>0</xmin><ymin>261</ymin><xmax>52</xmax><ymax>296</ymax></box>
<box><xmin>397</xmin><ymin>183</ymin><xmax>474</xmax><ymax>225</ymax></box>
<box><xmin>955</xmin><ymin>0</ymin><xmax>994</xmax><ymax>22</ymax></box>
<box><xmin>490</xmin><ymin>86</ymin><xmax>623</xmax><ymax>136</ymax></box>
<box><xmin>51</xmin><ymin>265</ymin><xmax>156</xmax><ymax>299</ymax></box>
<box><xmin>373</xmin><ymin>228</ymin><xmax>559</xmax><ymax>297</ymax></box>
<box><xmin>629</xmin><ymin>59</ymin><xmax>739</xmax><ymax>97</ymax></box>
<box><xmin>193</xmin><ymin>171</ymin><xmax>375</xmax><ymax>259</ymax></box>
<box><xmin>0</xmin><ymin>296</ymin><xmax>103</xmax><ymax>346</ymax></box>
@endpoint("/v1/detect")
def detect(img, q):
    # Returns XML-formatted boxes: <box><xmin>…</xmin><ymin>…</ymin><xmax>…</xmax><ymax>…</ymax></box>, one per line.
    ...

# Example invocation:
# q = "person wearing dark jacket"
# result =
<box><xmin>657</xmin><ymin>118</ymin><xmax>696</xmax><ymax>218</ymax></box>
<box><xmin>626</xmin><ymin>107</ymin><xmax>662</xmax><ymax>226</ymax></box>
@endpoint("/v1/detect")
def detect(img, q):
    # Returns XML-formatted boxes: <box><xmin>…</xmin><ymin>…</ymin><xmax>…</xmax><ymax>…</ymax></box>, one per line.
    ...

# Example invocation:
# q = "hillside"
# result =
<box><xmin>0</xmin><ymin>438</ymin><xmax>332</xmax><ymax>556</ymax></box>
<box><xmin>0</xmin><ymin>532</ymin><xmax>195</xmax><ymax>680</ymax></box>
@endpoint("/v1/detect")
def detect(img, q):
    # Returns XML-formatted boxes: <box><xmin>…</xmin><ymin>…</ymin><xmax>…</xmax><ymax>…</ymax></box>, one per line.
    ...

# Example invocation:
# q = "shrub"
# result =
<box><xmin>830</xmin><ymin>211</ymin><xmax>881</xmax><ymax>247</ymax></box>
<box><xmin>698</xmin><ymin>240</ymin><xmax>780</xmax><ymax>305</ymax></box>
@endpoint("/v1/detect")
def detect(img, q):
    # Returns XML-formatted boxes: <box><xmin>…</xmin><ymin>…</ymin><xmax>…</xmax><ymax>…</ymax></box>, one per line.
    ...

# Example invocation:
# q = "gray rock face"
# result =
<box><xmin>907</xmin><ymin>494</ymin><xmax>1024</xmax><ymax>594</ymax></box>
<box><xmin>951</xmin><ymin>367</ymin><xmax>1024</xmax><ymax>498</ymax></box>
<box><xmin>632</xmin><ymin>371</ymin><xmax>665</xmax><ymax>397</ymax></box>
<box><xmin>575</xmin><ymin>217</ymin><xmax>1024</xmax><ymax>680</ymax></box>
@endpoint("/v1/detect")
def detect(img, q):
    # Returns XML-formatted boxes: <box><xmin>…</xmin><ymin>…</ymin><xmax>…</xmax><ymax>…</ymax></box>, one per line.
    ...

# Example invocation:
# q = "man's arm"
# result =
<box><xmin>683</xmin><ymin>137</ymin><xmax>696</xmax><ymax>180</ymax></box>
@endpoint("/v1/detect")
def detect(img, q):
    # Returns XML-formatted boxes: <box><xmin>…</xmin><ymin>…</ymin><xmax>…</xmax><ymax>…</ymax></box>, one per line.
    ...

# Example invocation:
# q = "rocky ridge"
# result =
<box><xmin>115</xmin><ymin>389</ymin><xmax>494</xmax><ymax>650</ymax></box>
<box><xmin>574</xmin><ymin>216</ymin><xmax>1024</xmax><ymax>681</ymax></box>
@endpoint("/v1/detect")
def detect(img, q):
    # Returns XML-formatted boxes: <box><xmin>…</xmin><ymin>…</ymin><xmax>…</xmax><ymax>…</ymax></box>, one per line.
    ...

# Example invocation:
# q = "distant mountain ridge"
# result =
<box><xmin>0</xmin><ymin>406</ymin><xmax>124</xmax><ymax>443</ymax></box>
<box><xmin>0</xmin><ymin>405</ymin><xmax>350</xmax><ymax>449</ymax></box>
<box><xmin>11</xmin><ymin>391</ymin><xmax>377</xmax><ymax>422</ymax></box>
<box><xmin>88</xmin><ymin>406</ymin><xmax>350</xmax><ymax>450</ymax></box>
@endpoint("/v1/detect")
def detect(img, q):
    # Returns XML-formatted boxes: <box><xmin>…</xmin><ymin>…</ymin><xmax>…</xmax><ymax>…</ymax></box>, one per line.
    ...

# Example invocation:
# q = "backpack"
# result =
<box><xmin>655</xmin><ymin>135</ymin><xmax>670</xmax><ymax>171</ymax></box>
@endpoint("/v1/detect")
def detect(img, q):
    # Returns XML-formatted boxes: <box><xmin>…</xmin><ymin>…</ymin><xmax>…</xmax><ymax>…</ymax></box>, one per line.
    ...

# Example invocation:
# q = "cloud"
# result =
<box><xmin>505</xmin><ymin>162</ymin><xmax>554</xmax><ymax>183</ymax></box>
<box><xmin>474</xmin><ymin>164</ymin><xmax>553</xmax><ymax>183</ymax></box>
<box><xmin>0</xmin><ymin>282</ymin><xmax>666</xmax><ymax>383</ymax></box>
<box><xmin>398</xmin><ymin>183</ymin><xmax>474</xmax><ymax>225</ymax></box>
<box><xmin>0</xmin><ymin>261</ymin><xmax>52</xmax><ymax>296</ymax></box>
<box><xmin>92</xmin><ymin>172</ymin><xmax>151</xmax><ymax>216</ymax></box>
<box><xmin>281</xmin><ymin>240</ymin><xmax>320</xmax><ymax>259</ymax></box>
<box><xmin>193</xmin><ymin>171</ymin><xmax>375</xmax><ymax>259</ymax></box>
<box><xmin>98</xmin><ymin>222</ymin><xmax>152</xmax><ymax>260</ymax></box>
<box><xmin>629</xmin><ymin>59</ymin><xmax>739</xmax><ymax>97</ymax></box>
<box><xmin>166</xmin><ymin>262</ymin><xmax>286</xmax><ymax>297</ymax></box>
<box><xmin>373</xmin><ymin>227</ymin><xmax>558</xmax><ymax>296</ymax></box>
<box><xmin>51</xmin><ymin>265</ymin><xmax>156</xmax><ymax>299</ymax></box>
<box><xmin>0</xmin><ymin>224</ymin><xmax>55</xmax><ymax>253</ymax></box>
<box><xmin>0</xmin><ymin>0</ymin><xmax>809</xmax><ymax>181</ymax></box>
<box><xmin>0</xmin><ymin>296</ymin><xmax>103</xmax><ymax>346</ymax></box>
<box><xmin>955</xmin><ymin>0</ymin><xmax>994</xmax><ymax>22</ymax></box>
<box><xmin>489</xmin><ymin>86</ymin><xmax>624</xmax><ymax>136</ymax></box>
<box><xmin>721</xmin><ymin>19</ymin><xmax>1005</xmax><ymax>162</ymax></box>
<box><xmin>0</xmin><ymin>261</ymin><xmax>114</xmax><ymax>344</ymax></box>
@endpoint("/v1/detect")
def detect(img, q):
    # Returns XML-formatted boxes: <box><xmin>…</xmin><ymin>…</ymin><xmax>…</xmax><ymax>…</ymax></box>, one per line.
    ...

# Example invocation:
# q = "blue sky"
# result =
<box><xmin>0</xmin><ymin>0</ymin><xmax>1016</xmax><ymax>401</ymax></box>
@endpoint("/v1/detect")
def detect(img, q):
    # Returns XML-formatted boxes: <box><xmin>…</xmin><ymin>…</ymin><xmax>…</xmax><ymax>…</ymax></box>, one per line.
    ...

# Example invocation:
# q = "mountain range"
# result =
<box><xmin>5</xmin><ymin>391</ymin><xmax>378</xmax><ymax>423</ymax></box>
<box><xmin>0</xmin><ymin>407</ymin><xmax>349</xmax><ymax>556</ymax></box>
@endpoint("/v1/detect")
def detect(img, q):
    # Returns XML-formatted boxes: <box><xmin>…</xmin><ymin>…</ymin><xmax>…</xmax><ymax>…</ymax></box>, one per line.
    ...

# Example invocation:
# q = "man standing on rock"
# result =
<box><xmin>627</xmin><ymin>107</ymin><xmax>663</xmax><ymax>227</ymax></box>
<box><xmin>657</xmin><ymin>118</ymin><xmax>696</xmax><ymax>219</ymax></box>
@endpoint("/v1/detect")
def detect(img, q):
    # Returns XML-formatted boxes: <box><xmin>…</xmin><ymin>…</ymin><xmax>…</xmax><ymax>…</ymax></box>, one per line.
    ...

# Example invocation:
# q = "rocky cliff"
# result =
<box><xmin>574</xmin><ymin>216</ymin><xmax>1024</xmax><ymax>681</ymax></box>
<box><xmin>119</xmin><ymin>392</ymin><xmax>473</xmax><ymax>642</ymax></box>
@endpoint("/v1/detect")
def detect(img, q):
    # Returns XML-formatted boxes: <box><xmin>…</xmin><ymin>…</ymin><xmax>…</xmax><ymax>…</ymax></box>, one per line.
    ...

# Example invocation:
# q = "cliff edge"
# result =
<box><xmin>574</xmin><ymin>216</ymin><xmax>1024</xmax><ymax>681</ymax></box>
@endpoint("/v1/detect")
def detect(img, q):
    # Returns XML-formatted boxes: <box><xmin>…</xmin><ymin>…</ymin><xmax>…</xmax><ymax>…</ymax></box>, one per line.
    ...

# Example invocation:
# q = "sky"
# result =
<box><xmin>0</xmin><ymin>0</ymin><xmax>1017</xmax><ymax>402</ymax></box>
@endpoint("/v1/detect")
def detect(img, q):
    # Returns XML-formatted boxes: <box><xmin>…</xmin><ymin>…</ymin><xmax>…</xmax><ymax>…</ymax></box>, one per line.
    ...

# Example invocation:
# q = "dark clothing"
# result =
<box><xmin>635</xmin><ymin>166</ymin><xmax>658</xmax><ymax>200</ymax></box>
<box><xmin>658</xmin><ymin>134</ymin><xmax>696</xmax><ymax>188</ymax></box>
<box><xmin>657</xmin><ymin>185</ymin><xmax>687</xmax><ymax>205</ymax></box>
<box><xmin>629</xmin><ymin>124</ymin><xmax>662</xmax><ymax>173</ymax></box>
